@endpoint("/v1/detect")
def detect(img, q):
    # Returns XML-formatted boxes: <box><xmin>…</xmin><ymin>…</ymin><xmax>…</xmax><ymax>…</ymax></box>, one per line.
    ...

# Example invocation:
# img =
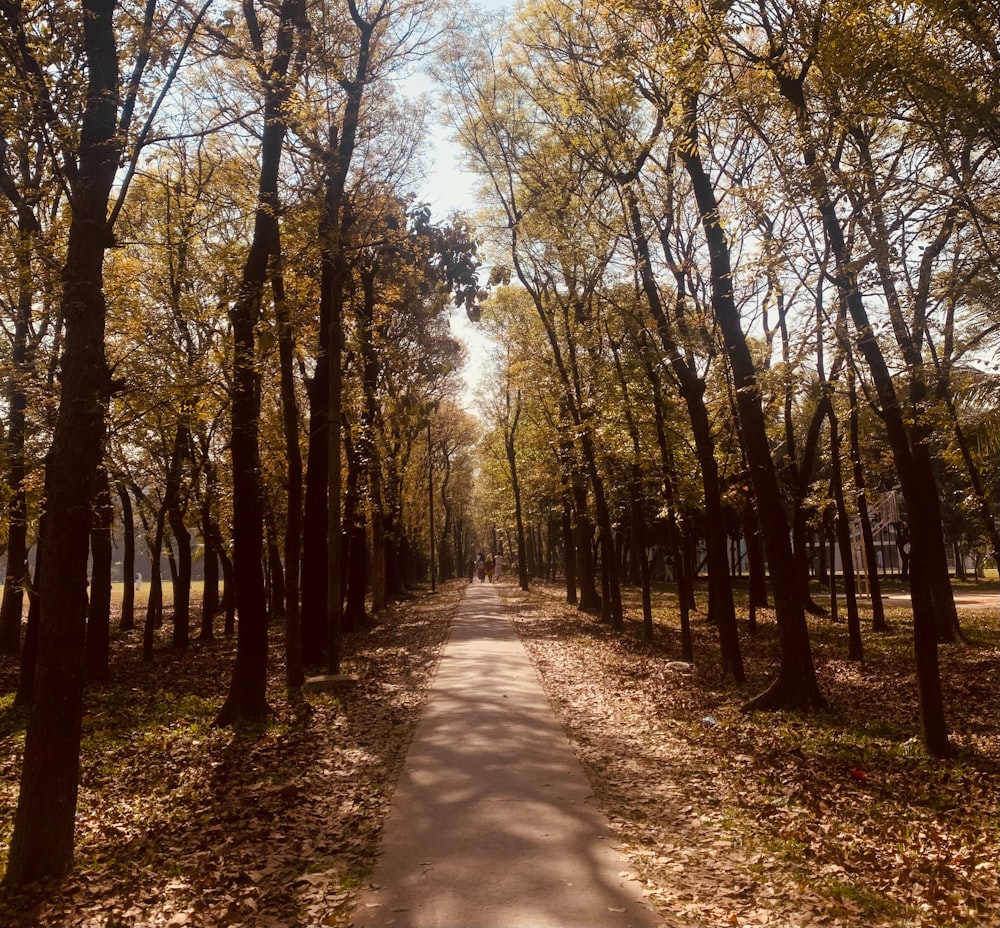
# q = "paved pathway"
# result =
<box><xmin>351</xmin><ymin>582</ymin><xmax>661</xmax><ymax>928</ymax></box>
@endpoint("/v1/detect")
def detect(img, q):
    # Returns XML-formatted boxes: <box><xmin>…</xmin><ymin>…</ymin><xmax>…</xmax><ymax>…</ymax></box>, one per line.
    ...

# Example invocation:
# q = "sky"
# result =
<box><xmin>408</xmin><ymin>1</ymin><xmax>515</xmax><ymax>410</ymax></box>
<box><xmin>387</xmin><ymin>0</ymin><xmax>520</xmax><ymax>410</ymax></box>
<box><xmin>418</xmin><ymin>126</ymin><xmax>495</xmax><ymax>408</ymax></box>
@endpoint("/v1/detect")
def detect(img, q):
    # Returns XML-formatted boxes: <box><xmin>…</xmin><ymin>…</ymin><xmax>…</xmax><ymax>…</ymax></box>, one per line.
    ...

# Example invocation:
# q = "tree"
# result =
<box><xmin>728</xmin><ymin>0</ymin><xmax>961</xmax><ymax>751</ymax></box>
<box><xmin>671</xmin><ymin>55</ymin><xmax>824</xmax><ymax>710</ymax></box>
<box><xmin>216</xmin><ymin>0</ymin><xmax>308</xmax><ymax>726</ymax></box>
<box><xmin>447</xmin><ymin>27</ymin><xmax>630</xmax><ymax>627</ymax></box>
<box><xmin>0</xmin><ymin>117</ymin><xmax>58</xmax><ymax>656</ymax></box>
<box><xmin>4</xmin><ymin>0</ymin><xmax>211</xmax><ymax>885</ymax></box>
<box><xmin>485</xmin><ymin>334</ymin><xmax>531</xmax><ymax>592</ymax></box>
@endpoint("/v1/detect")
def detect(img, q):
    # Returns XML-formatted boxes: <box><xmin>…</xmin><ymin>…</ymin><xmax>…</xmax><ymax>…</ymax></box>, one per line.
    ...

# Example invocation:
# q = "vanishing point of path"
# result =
<box><xmin>351</xmin><ymin>581</ymin><xmax>662</xmax><ymax>928</ymax></box>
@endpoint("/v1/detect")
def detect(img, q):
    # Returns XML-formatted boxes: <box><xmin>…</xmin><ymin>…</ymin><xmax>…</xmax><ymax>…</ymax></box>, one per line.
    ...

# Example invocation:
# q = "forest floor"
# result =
<box><xmin>506</xmin><ymin>580</ymin><xmax>998</xmax><ymax>928</ymax></box>
<box><xmin>0</xmin><ymin>577</ymin><xmax>996</xmax><ymax>928</ymax></box>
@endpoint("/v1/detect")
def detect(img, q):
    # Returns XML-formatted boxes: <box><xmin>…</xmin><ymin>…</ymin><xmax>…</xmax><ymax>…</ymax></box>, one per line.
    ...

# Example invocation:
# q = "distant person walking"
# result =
<box><xmin>494</xmin><ymin>551</ymin><xmax>503</xmax><ymax>582</ymax></box>
<box><xmin>475</xmin><ymin>552</ymin><xmax>486</xmax><ymax>583</ymax></box>
<box><xmin>135</xmin><ymin>571</ymin><xmax>143</xmax><ymax>591</ymax></box>
<box><xmin>486</xmin><ymin>553</ymin><xmax>495</xmax><ymax>583</ymax></box>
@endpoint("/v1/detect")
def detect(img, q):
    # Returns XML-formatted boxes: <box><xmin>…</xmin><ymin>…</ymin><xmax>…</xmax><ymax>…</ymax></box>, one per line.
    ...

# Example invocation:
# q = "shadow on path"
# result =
<box><xmin>350</xmin><ymin>582</ymin><xmax>662</xmax><ymax>928</ymax></box>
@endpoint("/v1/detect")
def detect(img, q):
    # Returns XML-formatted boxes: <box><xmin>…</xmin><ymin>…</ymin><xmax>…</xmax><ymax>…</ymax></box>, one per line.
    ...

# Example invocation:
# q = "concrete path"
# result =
<box><xmin>351</xmin><ymin>582</ymin><xmax>662</xmax><ymax>928</ymax></box>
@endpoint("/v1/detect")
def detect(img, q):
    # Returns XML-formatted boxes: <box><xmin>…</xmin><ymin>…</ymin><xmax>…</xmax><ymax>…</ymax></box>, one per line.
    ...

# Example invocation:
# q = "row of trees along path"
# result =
<box><xmin>0</xmin><ymin>0</ymin><xmax>997</xmax><ymax>893</ymax></box>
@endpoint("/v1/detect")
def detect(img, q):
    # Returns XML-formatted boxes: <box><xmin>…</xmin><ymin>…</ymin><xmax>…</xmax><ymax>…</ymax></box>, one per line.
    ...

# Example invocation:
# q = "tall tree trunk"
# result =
<box><xmin>825</xmin><ymin>512</ymin><xmax>839</xmax><ymax>624</ymax></box>
<box><xmin>16</xmin><ymin>546</ymin><xmax>41</xmax><ymax>709</ymax></box>
<box><xmin>169</xmin><ymin>511</ymin><xmax>191</xmax><ymax>654</ymax></box>
<box><xmin>265</xmin><ymin>514</ymin><xmax>286</xmax><ymax>623</ymax></box>
<box><xmin>217</xmin><ymin>534</ymin><xmax>236</xmax><ymax>637</ymax></box>
<box><xmin>300</xmin><ymin>258</ymin><xmax>331</xmax><ymax>665</ymax></box>
<box><xmin>437</xmin><ymin>453</ymin><xmax>455</xmax><ymax>582</ymax></box>
<box><xmin>342</xmin><ymin>415</ymin><xmax>369</xmax><ymax>633</ymax></box>
<box><xmin>143</xmin><ymin>502</ymin><xmax>167</xmax><ymax>662</ymax></box>
<box><xmin>773</xmin><ymin>68</ymin><xmax>950</xmax><ymax>752</ymax></box>
<box><xmin>643</xmin><ymin>357</ymin><xmax>698</xmax><ymax>650</ymax></box>
<box><xmin>217</xmin><ymin>0</ymin><xmax>306</xmax><ymax>726</ymax></box>
<box><xmin>358</xmin><ymin>270</ymin><xmax>387</xmax><ymax>612</ymax></box>
<box><xmin>561</xmin><ymin>490</ymin><xmax>577</xmax><ymax>604</ymax></box>
<box><xmin>325</xmin><ymin>200</ymin><xmax>346</xmax><ymax>675</ymax></box>
<box><xmin>0</xmin><ymin>214</ymin><xmax>34</xmax><ymax>655</ymax></box>
<box><xmin>739</xmin><ymin>501</ymin><xmax>768</xmax><ymax>617</ymax></box>
<box><xmin>609</xmin><ymin>333</ymin><xmax>654</xmax><ymax>641</ymax></box>
<box><xmin>323</xmin><ymin>0</ymin><xmax>383</xmax><ymax>673</ymax></box>
<box><xmin>677</xmin><ymin>96</ymin><xmax>824</xmax><ymax>712</ymax></box>
<box><xmin>853</xmin><ymin>133</ymin><xmax>961</xmax><ymax>642</ymax></box>
<box><xmin>164</xmin><ymin>420</ymin><xmax>191</xmax><ymax>654</ymax></box>
<box><xmin>787</xmin><ymin>397</ymin><xmax>833</xmax><ymax>617</ymax></box>
<box><xmin>629</xmin><ymin>189</ymin><xmax>742</xmax><ymax>679</ymax></box>
<box><xmin>117</xmin><ymin>484</ymin><xmax>136</xmax><ymax>632</ymax></box>
<box><xmin>830</xmin><ymin>411</ymin><xmax>863</xmax><ymax>661</ymax></box>
<box><xmin>383</xmin><ymin>456</ymin><xmax>408</xmax><ymax>601</ymax></box>
<box><xmin>848</xmin><ymin>371</ymin><xmax>887</xmax><ymax>631</ymax></box>
<box><xmin>582</xmin><ymin>431</ymin><xmax>623</xmax><ymax>631</ymax></box>
<box><xmin>506</xmin><ymin>412</ymin><xmax>530</xmax><ymax>593</ymax></box>
<box><xmin>271</xmin><ymin>258</ymin><xmax>303</xmax><ymax>689</ymax></box>
<box><xmin>4</xmin><ymin>0</ymin><xmax>120</xmax><ymax>885</ymax></box>
<box><xmin>199</xmin><ymin>492</ymin><xmax>218</xmax><ymax>640</ymax></box>
<box><xmin>86</xmin><ymin>466</ymin><xmax>113</xmax><ymax>684</ymax></box>
<box><xmin>570</xmin><ymin>473</ymin><xmax>600</xmax><ymax>612</ymax></box>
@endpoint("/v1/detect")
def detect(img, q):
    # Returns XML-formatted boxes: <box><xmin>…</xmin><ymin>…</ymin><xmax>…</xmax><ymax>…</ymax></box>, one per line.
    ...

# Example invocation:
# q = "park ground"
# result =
<box><xmin>0</xmin><ymin>577</ymin><xmax>997</xmax><ymax>928</ymax></box>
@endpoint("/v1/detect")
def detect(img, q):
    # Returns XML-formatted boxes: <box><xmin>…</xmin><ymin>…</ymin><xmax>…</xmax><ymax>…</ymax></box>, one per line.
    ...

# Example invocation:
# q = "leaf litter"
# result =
<box><xmin>506</xmin><ymin>582</ymin><xmax>999</xmax><ymax>928</ymax></box>
<box><xmin>1</xmin><ymin>578</ymin><xmax>996</xmax><ymax>928</ymax></box>
<box><xmin>0</xmin><ymin>584</ymin><xmax>460</xmax><ymax>928</ymax></box>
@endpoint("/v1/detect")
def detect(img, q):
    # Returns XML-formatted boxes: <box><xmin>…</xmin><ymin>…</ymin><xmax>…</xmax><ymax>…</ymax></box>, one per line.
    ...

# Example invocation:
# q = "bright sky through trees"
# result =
<box><xmin>415</xmin><ymin>0</ymin><xmax>514</xmax><ymax>407</ymax></box>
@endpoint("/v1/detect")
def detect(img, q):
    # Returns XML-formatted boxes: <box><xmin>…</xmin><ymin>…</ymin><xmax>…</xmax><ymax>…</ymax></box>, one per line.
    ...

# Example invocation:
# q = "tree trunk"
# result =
<box><xmin>437</xmin><ymin>456</ymin><xmax>456</xmax><ymax>582</ymax></box>
<box><xmin>4</xmin><ymin>0</ymin><xmax>119</xmax><ymax>885</ymax></box>
<box><xmin>506</xmin><ymin>433</ymin><xmax>530</xmax><ymax>592</ymax></box>
<box><xmin>326</xmin><ymin>220</ymin><xmax>346</xmax><ymax>675</ymax></box>
<box><xmin>739</xmin><ymin>501</ymin><xmax>768</xmax><ymax>616</ymax></box>
<box><xmin>788</xmin><ymin>397</ymin><xmax>833</xmax><ymax>616</ymax></box>
<box><xmin>16</xmin><ymin>552</ymin><xmax>40</xmax><ymax>709</ymax></box>
<box><xmin>265</xmin><ymin>521</ymin><xmax>286</xmax><ymax>622</ymax></box>
<box><xmin>847</xmin><ymin>372</ymin><xmax>888</xmax><ymax>631</ymax></box>
<box><xmin>383</xmin><ymin>463</ymin><xmax>408</xmax><ymax>601</ymax></box>
<box><xmin>216</xmin><ymin>0</ymin><xmax>306</xmax><ymax>726</ymax></box>
<box><xmin>825</xmin><ymin>513</ymin><xmax>839</xmax><ymax>624</ymax></box>
<box><xmin>358</xmin><ymin>270</ymin><xmax>387</xmax><ymax>612</ymax></box>
<box><xmin>342</xmin><ymin>417</ymin><xmax>369</xmax><ymax>633</ymax></box>
<box><xmin>168</xmin><ymin>506</ymin><xmax>191</xmax><ymax>653</ymax></box>
<box><xmin>855</xmin><ymin>139</ymin><xmax>961</xmax><ymax>642</ymax></box>
<box><xmin>143</xmin><ymin>502</ymin><xmax>167</xmax><ymax>662</ymax></box>
<box><xmin>771</xmin><ymin>58</ymin><xmax>951</xmax><ymax>754</ymax></box>
<box><xmin>582</xmin><ymin>432</ymin><xmax>623</xmax><ymax>631</ymax></box>
<box><xmin>86</xmin><ymin>466</ymin><xmax>113</xmax><ymax>684</ymax></box>
<box><xmin>199</xmin><ymin>496</ymin><xmax>218</xmax><ymax>640</ymax></box>
<box><xmin>829</xmin><ymin>411</ymin><xmax>863</xmax><ymax>660</ymax></box>
<box><xmin>629</xmin><ymin>189</ymin><xmax>742</xmax><ymax>679</ymax></box>
<box><xmin>153</xmin><ymin>418</ymin><xmax>191</xmax><ymax>644</ymax></box>
<box><xmin>218</xmin><ymin>536</ymin><xmax>236</xmax><ymax>637</ymax></box>
<box><xmin>561</xmin><ymin>491</ymin><xmax>577</xmax><ymax>604</ymax></box>
<box><xmin>677</xmin><ymin>97</ymin><xmax>824</xmax><ymax>712</ymax></box>
<box><xmin>300</xmin><ymin>260</ymin><xmax>330</xmax><ymax>666</ymax></box>
<box><xmin>216</xmin><ymin>257</ymin><xmax>271</xmax><ymax>724</ymax></box>
<box><xmin>117</xmin><ymin>484</ymin><xmax>136</xmax><ymax>632</ymax></box>
<box><xmin>0</xmin><ymin>215</ymin><xmax>33</xmax><ymax>655</ymax></box>
<box><xmin>571</xmin><ymin>480</ymin><xmax>600</xmax><ymax>613</ymax></box>
<box><xmin>631</xmin><ymin>478</ymin><xmax>654</xmax><ymax>643</ymax></box>
<box><xmin>608</xmin><ymin>334</ymin><xmax>653</xmax><ymax>640</ymax></box>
